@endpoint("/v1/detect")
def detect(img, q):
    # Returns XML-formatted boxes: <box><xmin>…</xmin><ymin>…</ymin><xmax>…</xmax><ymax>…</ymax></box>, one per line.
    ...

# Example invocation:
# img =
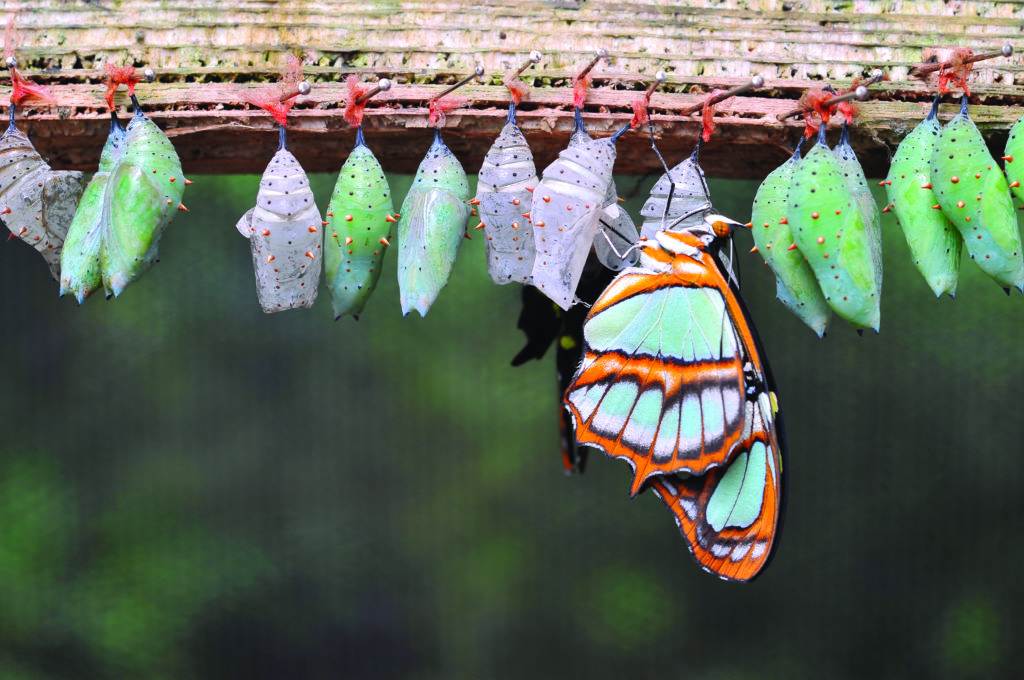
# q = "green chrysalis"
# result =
<box><xmin>60</xmin><ymin>112</ymin><xmax>127</xmax><ymax>302</ymax></box>
<box><xmin>61</xmin><ymin>98</ymin><xmax>185</xmax><ymax>302</ymax></box>
<box><xmin>751</xmin><ymin>144</ymin><xmax>831</xmax><ymax>337</ymax></box>
<box><xmin>931</xmin><ymin>96</ymin><xmax>1024</xmax><ymax>292</ymax></box>
<box><xmin>324</xmin><ymin>127</ymin><xmax>395</xmax><ymax>320</ymax></box>
<box><xmin>396</xmin><ymin>130</ymin><xmax>471</xmax><ymax>317</ymax></box>
<box><xmin>885</xmin><ymin>99</ymin><xmax>962</xmax><ymax>297</ymax></box>
<box><xmin>833</xmin><ymin>123</ymin><xmax>883</xmax><ymax>300</ymax></box>
<box><xmin>1005</xmin><ymin>114</ymin><xmax>1024</xmax><ymax>204</ymax></box>
<box><xmin>788</xmin><ymin>126</ymin><xmax>881</xmax><ymax>331</ymax></box>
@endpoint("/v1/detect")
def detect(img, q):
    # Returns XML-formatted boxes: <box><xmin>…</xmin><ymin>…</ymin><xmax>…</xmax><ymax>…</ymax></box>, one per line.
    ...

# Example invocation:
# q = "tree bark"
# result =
<box><xmin>8</xmin><ymin>0</ymin><xmax>1024</xmax><ymax>177</ymax></box>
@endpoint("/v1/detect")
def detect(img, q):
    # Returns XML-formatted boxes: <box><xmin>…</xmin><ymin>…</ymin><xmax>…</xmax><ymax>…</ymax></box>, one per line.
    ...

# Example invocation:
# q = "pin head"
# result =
<box><xmin>597</xmin><ymin>48</ymin><xmax>608</xmax><ymax>59</ymax></box>
<box><xmin>297</xmin><ymin>81</ymin><xmax>311</xmax><ymax>95</ymax></box>
<box><xmin>529</xmin><ymin>50</ymin><xmax>542</xmax><ymax>63</ymax></box>
<box><xmin>751</xmin><ymin>75</ymin><xmax>765</xmax><ymax>87</ymax></box>
<box><xmin>377</xmin><ymin>78</ymin><xmax>392</xmax><ymax>91</ymax></box>
<box><xmin>143</xmin><ymin>67</ymin><xmax>156</xmax><ymax>83</ymax></box>
<box><xmin>854</xmin><ymin>85</ymin><xmax>869</xmax><ymax>101</ymax></box>
<box><xmin>655</xmin><ymin>70</ymin><xmax>667</xmax><ymax>83</ymax></box>
<box><xmin>473</xmin><ymin>65</ymin><xmax>485</xmax><ymax>77</ymax></box>
<box><xmin>1002</xmin><ymin>44</ymin><xmax>1014</xmax><ymax>57</ymax></box>
<box><xmin>4</xmin><ymin>56</ymin><xmax>16</xmax><ymax>70</ymax></box>
<box><xmin>870</xmin><ymin>69</ymin><xmax>883</xmax><ymax>80</ymax></box>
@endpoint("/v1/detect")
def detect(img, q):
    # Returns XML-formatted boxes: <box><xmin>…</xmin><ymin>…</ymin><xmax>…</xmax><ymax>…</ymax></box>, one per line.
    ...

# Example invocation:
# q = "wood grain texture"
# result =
<box><xmin>5</xmin><ymin>0</ymin><xmax>1024</xmax><ymax>176</ymax></box>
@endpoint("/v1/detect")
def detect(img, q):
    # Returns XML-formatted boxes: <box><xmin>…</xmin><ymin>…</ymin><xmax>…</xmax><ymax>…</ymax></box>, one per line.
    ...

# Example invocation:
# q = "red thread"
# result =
<box><xmin>103</xmin><ymin>64</ymin><xmax>141</xmax><ymax>110</ymax></box>
<box><xmin>572</xmin><ymin>73</ymin><xmax>591</xmax><ymax>110</ymax></box>
<box><xmin>428</xmin><ymin>96</ymin><xmax>464</xmax><ymax>128</ymax></box>
<box><xmin>937</xmin><ymin>48</ymin><xmax>974</xmax><ymax>96</ymax></box>
<box><xmin>700</xmin><ymin>90</ymin><xmax>724</xmax><ymax>142</ymax></box>
<box><xmin>5</xmin><ymin>15</ymin><xmax>55</xmax><ymax>107</ymax></box>
<box><xmin>503</xmin><ymin>69</ymin><xmax>530</xmax><ymax>106</ymax></box>
<box><xmin>343</xmin><ymin>75</ymin><xmax>373</xmax><ymax>127</ymax></box>
<box><xmin>800</xmin><ymin>88</ymin><xmax>836</xmax><ymax>138</ymax></box>
<box><xmin>246</xmin><ymin>55</ymin><xmax>304</xmax><ymax>127</ymax></box>
<box><xmin>630</xmin><ymin>96</ymin><xmax>649</xmax><ymax>129</ymax></box>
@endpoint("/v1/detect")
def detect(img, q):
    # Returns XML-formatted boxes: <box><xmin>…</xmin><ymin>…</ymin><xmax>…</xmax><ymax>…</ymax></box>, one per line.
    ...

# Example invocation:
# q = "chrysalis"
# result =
<box><xmin>751</xmin><ymin>144</ymin><xmax>831</xmax><ymax>336</ymax></box>
<box><xmin>639</xmin><ymin>148</ymin><xmax>713</xmax><ymax>240</ymax></box>
<box><xmin>236</xmin><ymin>127</ymin><xmax>322</xmax><ymax>313</ymax></box>
<box><xmin>1005</xmin><ymin>114</ymin><xmax>1024</xmax><ymax>204</ymax></box>
<box><xmin>885</xmin><ymin>98</ymin><xmax>962</xmax><ymax>297</ymax></box>
<box><xmin>323</xmin><ymin>127</ymin><xmax>394</xmax><ymax>319</ymax></box>
<box><xmin>396</xmin><ymin>129</ymin><xmax>471</xmax><ymax>316</ymax></box>
<box><xmin>0</xmin><ymin>106</ymin><xmax>84</xmax><ymax>280</ymax></box>
<box><xmin>60</xmin><ymin>96</ymin><xmax>185</xmax><ymax>301</ymax></box>
<box><xmin>566</xmin><ymin>110</ymin><xmax>640</xmax><ymax>272</ymax></box>
<box><xmin>530</xmin><ymin>120</ymin><xmax>627</xmax><ymax>310</ymax></box>
<box><xmin>931</xmin><ymin>96</ymin><xmax>1024</xmax><ymax>292</ymax></box>
<box><xmin>788</xmin><ymin>125</ymin><xmax>881</xmax><ymax>331</ymax></box>
<box><xmin>832</xmin><ymin>123</ymin><xmax>883</xmax><ymax>301</ymax></box>
<box><xmin>60</xmin><ymin>112</ymin><xmax>126</xmax><ymax>302</ymax></box>
<box><xmin>476</xmin><ymin>103</ymin><xmax>538</xmax><ymax>285</ymax></box>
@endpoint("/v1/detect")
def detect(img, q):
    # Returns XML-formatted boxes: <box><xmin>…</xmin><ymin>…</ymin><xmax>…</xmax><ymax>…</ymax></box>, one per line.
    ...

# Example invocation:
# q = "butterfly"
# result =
<box><xmin>563</xmin><ymin>217</ymin><xmax>785</xmax><ymax>581</ymax></box>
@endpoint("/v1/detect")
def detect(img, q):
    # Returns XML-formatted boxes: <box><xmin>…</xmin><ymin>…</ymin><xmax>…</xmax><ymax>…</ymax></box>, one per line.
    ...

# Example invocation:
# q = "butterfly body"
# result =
<box><xmin>886</xmin><ymin>102</ymin><xmax>962</xmax><ymax>297</ymax></box>
<box><xmin>564</xmin><ymin>222</ymin><xmax>784</xmax><ymax>581</ymax></box>
<box><xmin>237</xmin><ymin>147</ymin><xmax>323</xmax><ymax>313</ymax></box>
<box><xmin>324</xmin><ymin>138</ymin><xmax>394</xmax><ymax>319</ymax></box>
<box><xmin>396</xmin><ymin>131</ymin><xmax>471</xmax><ymax>316</ymax></box>
<box><xmin>931</xmin><ymin>98</ymin><xmax>1024</xmax><ymax>291</ymax></box>
<box><xmin>0</xmin><ymin>123</ymin><xmax>84</xmax><ymax>280</ymax></box>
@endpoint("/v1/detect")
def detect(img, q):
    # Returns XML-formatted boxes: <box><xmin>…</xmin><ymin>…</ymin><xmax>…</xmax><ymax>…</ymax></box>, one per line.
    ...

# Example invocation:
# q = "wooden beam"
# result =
<box><xmin>6</xmin><ymin>0</ymin><xmax>1024</xmax><ymax>177</ymax></box>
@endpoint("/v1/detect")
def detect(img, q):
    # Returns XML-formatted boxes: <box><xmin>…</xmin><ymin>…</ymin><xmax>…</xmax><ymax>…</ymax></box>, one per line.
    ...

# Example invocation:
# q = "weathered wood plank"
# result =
<box><xmin>4</xmin><ymin>0</ymin><xmax>1023</xmax><ymax>176</ymax></box>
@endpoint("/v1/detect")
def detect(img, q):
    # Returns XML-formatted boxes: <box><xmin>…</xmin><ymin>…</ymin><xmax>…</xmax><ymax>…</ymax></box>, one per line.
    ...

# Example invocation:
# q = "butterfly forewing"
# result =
<box><xmin>565</xmin><ymin>233</ymin><xmax>761</xmax><ymax>495</ymax></box>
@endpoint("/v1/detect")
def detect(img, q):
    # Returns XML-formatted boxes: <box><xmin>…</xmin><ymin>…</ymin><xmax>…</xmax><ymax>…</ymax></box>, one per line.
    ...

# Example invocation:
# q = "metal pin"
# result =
<box><xmin>681</xmin><ymin>75</ymin><xmax>764</xmax><ymax>116</ymax></box>
<box><xmin>777</xmin><ymin>77</ymin><xmax>878</xmax><ymax>122</ymax></box>
<box><xmin>355</xmin><ymin>78</ymin><xmax>392</xmax><ymax>105</ymax></box>
<box><xmin>514</xmin><ymin>51</ymin><xmax>543</xmax><ymax>77</ymax></box>
<box><xmin>4</xmin><ymin>56</ymin><xmax>17</xmax><ymax>70</ymax></box>
<box><xmin>143</xmin><ymin>67</ymin><xmax>156</xmax><ymax>83</ymax></box>
<box><xmin>279</xmin><ymin>81</ymin><xmax>312</xmax><ymax>102</ymax></box>
<box><xmin>643</xmin><ymin>70</ymin><xmax>667</xmax><ymax>102</ymax></box>
<box><xmin>910</xmin><ymin>44</ymin><xmax>1014</xmax><ymax>80</ymax></box>
<box><xmin>576</xmin><ymin>48</ymin><xmax>608</xmax><ymax>81</ymax></box>
<box><xmin>431</xmin><ymin>65</ymin><xmax>485</xmax><ymax>101</ymax></box>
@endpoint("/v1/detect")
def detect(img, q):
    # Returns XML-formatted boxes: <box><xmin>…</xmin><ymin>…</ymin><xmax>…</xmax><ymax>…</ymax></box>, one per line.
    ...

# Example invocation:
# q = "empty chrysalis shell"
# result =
<box><xmin>236</xmin><ymin>147</ymin><xmax>323</xmax><ymax>313</ymax></box>
<box><xmin>324</xmin><ymin>133</ymin><xmax>394</xmax><ymax>320</ymax></box>
<box><xmin>61</xmin><ymin>107</ymin><xmax>185</xmax><ymax>301</ymax></box>
<box><xmin>530</xmin><ymin>135</ymin><xmax>617</xmax><ymax>310</ymax></box>
<box><xmin>476</xmin><ymin>116</ymin><xmax>539</xmax><ymax>285</ymax></box>
<box><xmin>885</xmin><ymin>100</ymin><xmax>962</xmax><ymax>297</ymax></box>
<box><xmin>0</xmin><ymin>122</ymin><xmax>84</xmax><ymax>280</ymax></box>
<box><xmin>396</xmin><ymin>131</ymin><xmax>472</xmax><ymax>316</ymax></box>
<box><xmin>832</xmin><ymin>124</ymin><xmax>883</xmax><ymax>300</ymax></box>
<box><xmin>931</xmin><ymin>97</ymin><xmax>1024</xmax><ymax>292</ymax></box>
<box><xmin>751</xmin><ymin>145</ymin><xmax>831</xmax><ymax>337</ymax></box>
<box><xmin>639</xmin><ymin>150</ymin><xmax>713</xmax><ymax>240</ymax></box>
<box><xmin>788</xmin><ymin>128</ymin><xmax>881</xmax><ymax>331</ymax></box>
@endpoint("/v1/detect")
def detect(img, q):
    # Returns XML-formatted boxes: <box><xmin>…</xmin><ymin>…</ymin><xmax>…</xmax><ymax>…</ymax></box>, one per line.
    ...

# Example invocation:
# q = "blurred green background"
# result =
<box><xmin>1</xmin><ymin>137</ymin><xmax>1022</xmax><ymax>679</ymax></box>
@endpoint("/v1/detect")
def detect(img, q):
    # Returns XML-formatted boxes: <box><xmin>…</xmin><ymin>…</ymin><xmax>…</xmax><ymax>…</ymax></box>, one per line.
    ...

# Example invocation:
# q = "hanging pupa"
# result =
<box><xmin>832</xmin><ymin>122</ymin><xmax>883</xmax><ymax>301</ymax></box>
<box><xmin>0</xmin><ymin>59</ymin><xmax>84</xmax><ymax>280</ymax></box>
<box><xmin>236</xmin><ymin>77</ymin><xmax>322</xmax><ymax>313</ymax></box>
<box><xmin>396</xmin><ymin>73</ymin><xmax>476</xmax><ymax>316</ymax></box>
<box><xmin>884</xmin><ymin>98</ymin><xmax>962</xmax><ymax>297</ymax></box>
<box><xmin>530</xmin><ymin>120</ymin><xmax>628</xmax><ymax>310</ymax></box>
<box><xmin>60</xmin><ymin>66</ymin><xmax>186</xmax><ymax>301</ymax></box>
<box><xmin>751</xmin><ymin>143</ymin><xmax>832</xmax><ymax>336</ymax></box>
<box><xmin>323</xmin><ymin>77</ymin><xmax>395</xmax><ymax>320</ymax></box>
<box><xmin>788</xmin><ymin>124</ymin><xmax>881</xmax><ymax>331</ymax></box>
<box><xmin>1004</xmin><ymin>114</ymin><xmax>1024</xmax><ymax>204</ymax></box>
<box><xmin>476</xmin><ymin>53</ymin><xmax>541</xmax><ymax>285</ymax></box>
<box><xmin>930</xmin><ymin>95</ymin><xmax>1024</xmax><ymax>292</ymax></box>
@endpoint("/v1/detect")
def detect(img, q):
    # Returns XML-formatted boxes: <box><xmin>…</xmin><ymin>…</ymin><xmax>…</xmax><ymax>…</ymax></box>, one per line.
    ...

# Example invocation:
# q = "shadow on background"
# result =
<box><xmin>0</xmin><ymin>162</ymin><xmax>1020</xmax><ymax>679</ymax></box>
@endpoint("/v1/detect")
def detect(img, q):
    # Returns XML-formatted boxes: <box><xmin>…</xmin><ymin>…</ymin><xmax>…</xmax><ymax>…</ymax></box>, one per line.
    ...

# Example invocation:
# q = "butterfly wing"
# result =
<box><xmin>565</xmin><ymin>235</ymin><xmax>759</xmax><ymax>495</ymax></box>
